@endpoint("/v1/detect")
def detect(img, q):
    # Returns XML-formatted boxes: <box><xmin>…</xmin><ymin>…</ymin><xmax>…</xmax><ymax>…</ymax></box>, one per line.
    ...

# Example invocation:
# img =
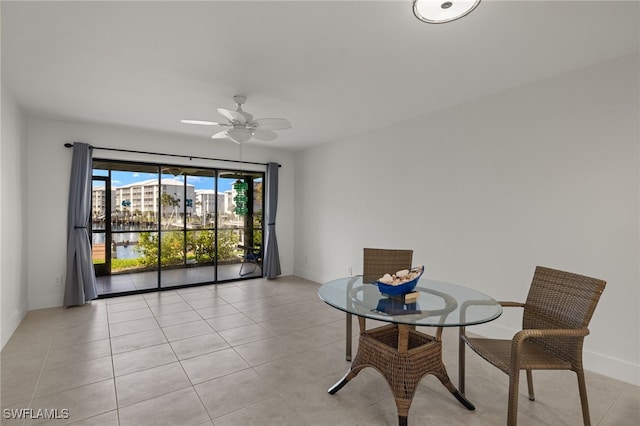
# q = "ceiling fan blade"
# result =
<box><xmin>181</xmin><ymin>119</ymin><xmax>227</xmax><ymax>126</ymax></box>
<box><xmin>212</xmin><ymin>130</ymin><xmax>230</xmax><ymax>139</ymax></box>
<box><xmin>252</xmin><ymin>128</ymin><xmax>278</xmax><ymax>141</ymax></box>
<box><xmin>217</xmin><ymin>108</ymin><xmax>246</xmax><ymax>124</ymax></box>
<box><xmin>239</xmin><ymin>110</ymin><xmax>253</xmax><ymax>122</ymax></box>
<box><xmin>165</xmin><ymin>167</ymin><xmax>183</xmax><ymax>177</ymax></box>
<box><xmin>252</xmin><ymin>118</ymin><xmax>291</xmax><ymax>130</ymax></box>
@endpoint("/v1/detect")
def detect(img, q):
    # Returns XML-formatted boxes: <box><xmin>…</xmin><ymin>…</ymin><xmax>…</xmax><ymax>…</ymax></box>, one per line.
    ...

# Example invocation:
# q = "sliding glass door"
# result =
<box><xmin>91</xmin><ymin>163</ymin><xmax>160</xmax><ymax>293</ymax></box>
<box><xmin>91</xmin><ymin>160</ymin><xmax>264</xmax><ymax>296</ymax></box>
<box><xmin>159</xmin><ymin>167</ymin><xmax>216</xmax><ymax>288</ymax></box>
<box><xmin>218</xmin><ymin>170</ymin><xmax>264</xmax><ymax>279</ymax></box>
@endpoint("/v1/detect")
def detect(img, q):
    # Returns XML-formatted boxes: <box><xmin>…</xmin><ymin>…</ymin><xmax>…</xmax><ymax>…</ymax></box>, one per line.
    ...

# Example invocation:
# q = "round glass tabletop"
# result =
<box><xmin>318</xmin><ymin>276</ymin><xmax>502</xmax><ymax>327</ymax></box>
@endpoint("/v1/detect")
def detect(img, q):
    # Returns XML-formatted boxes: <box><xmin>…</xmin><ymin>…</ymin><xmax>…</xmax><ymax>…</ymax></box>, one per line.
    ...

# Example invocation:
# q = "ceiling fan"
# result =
<box><xmin>181</xmin><ymin>95</ymin><xmax>291</xmax><ymax>144</ymax></box>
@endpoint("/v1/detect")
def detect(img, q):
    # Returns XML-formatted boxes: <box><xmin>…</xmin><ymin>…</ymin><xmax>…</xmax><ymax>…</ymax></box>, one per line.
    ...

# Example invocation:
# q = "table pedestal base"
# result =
<box><xmin>328</xmin><ymin>324</ymin><xmax>474</xmax><ymax>425</ymax></box>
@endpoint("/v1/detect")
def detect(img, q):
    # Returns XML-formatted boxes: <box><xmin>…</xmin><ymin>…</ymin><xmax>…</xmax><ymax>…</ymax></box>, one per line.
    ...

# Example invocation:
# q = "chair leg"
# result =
<box><xmin>576</xmin><ymin>369</ymin><xmax>592</xmax><ymax>426</ymax></box>
<box><xmin>507</xmin><ymin>371</ymin><xmax>520</xmax><ymax>426</ymax></box>
<box><xmin>239</xmin><ymin>262</ymin><xmax>256</xmax><ymax>276</ymax></box>
<box><xmin>345</xmin><ymin>313</ymin><xmax>352</xmax><ymax>361</ymax></box>
<box><xmin>526</xmin><ymin>369</ymin><xmax>535</xmax><ymax>401</ymax></box>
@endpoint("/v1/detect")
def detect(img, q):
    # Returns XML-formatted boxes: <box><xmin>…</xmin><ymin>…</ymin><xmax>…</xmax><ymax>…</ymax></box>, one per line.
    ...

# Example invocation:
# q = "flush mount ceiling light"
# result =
<box><xmin>413</xmin><ymin>0</ymin><xmax>481</xmax><ymax>24</ymax></box>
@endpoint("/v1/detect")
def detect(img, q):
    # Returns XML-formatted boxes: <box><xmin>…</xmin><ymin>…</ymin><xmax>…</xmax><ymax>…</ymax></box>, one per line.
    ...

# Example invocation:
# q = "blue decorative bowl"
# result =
<box><xmin>374</xmin><ymin>266</ymin><xmax>424</xmax><ymax>296</ymax></box>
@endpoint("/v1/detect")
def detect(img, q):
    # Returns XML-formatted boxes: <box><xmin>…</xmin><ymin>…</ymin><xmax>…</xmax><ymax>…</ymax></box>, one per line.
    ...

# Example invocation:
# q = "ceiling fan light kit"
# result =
<box><xmin>413</xmin><ymin>0</ymin><xmax>481</xmax><ymax>24</ymax></box>
<box><xmin>181</xmin><ymin>95</ymin><xmax>291</xmax><ymax>144</ymax></box>
<box><xmin>226</xmin><ymin>128</ymin><xmax>253</xmax><ymax>144</ymax></box>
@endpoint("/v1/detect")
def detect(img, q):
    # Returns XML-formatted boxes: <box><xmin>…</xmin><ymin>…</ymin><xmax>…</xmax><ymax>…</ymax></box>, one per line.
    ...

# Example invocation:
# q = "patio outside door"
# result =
<box><xmin>91</xmin><ymin>160</ymin><xmax>264</xmax><ymax>295</ymax></box>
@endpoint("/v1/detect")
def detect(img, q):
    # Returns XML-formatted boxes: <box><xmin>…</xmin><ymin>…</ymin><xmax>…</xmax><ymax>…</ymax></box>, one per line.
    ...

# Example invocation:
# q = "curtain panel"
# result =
<box><xmin>63</xmin><ymin>142</ymin><xmax>98</xmax><ymax>306</ymax></box>
<box><xmin>263</xmin><ymin>162</ymin><xmax>281</xmax><ymax>279</ymax></box>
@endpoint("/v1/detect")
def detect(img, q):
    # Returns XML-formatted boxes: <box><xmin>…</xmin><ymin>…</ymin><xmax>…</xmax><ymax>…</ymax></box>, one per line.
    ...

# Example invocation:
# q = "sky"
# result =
<box><xmin>108</xmin><ymin>171</ymin><xmax>235</xmax><ymax>192</ymax></box>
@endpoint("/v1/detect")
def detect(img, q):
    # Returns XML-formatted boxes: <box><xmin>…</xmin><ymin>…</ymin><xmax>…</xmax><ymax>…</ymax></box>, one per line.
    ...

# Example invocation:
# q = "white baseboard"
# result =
<box><xmin>467</xmin><ymin>323</ymin><xmax>640</xmax><ymax>386</ymax></box>
<box><xmin>293</xmin><ymin>267</ymin><xmax>322</xmax><ymax>285</ymax></box>
<box><xmin>1</xmin><ymin>300</ymin><xmax>28</xmax><ymax>350</ymax></box>
<box><xmin>583</xmin><ymin>349</ymin><xmax>640</xmax><ymax>386</ymax></box>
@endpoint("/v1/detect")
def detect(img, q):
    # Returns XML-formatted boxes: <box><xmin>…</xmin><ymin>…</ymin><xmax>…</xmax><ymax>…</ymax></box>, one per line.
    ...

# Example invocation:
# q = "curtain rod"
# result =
<box><xmin>63</xmin><ymin>143</ymin><xmax>281</xmax><ymax>168</ymax></box>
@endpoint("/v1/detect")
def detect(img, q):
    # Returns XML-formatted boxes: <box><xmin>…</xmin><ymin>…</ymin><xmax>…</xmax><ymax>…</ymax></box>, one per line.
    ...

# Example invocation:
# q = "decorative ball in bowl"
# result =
<box><xmin>375</xmin><ymin>265</ymin><xmax>424</xmax><ymax>296</ymax></box>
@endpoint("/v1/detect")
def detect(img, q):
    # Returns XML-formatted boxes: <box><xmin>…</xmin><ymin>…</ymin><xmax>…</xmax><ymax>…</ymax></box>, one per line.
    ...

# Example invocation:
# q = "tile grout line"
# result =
<box><xmin>155</xmin><ymin>292</ymin><xmax>217</xmax><ymax>424</ymax></box>
<box><xmin>19</xmin><ymin>326</ymin><xmax>56</xmax><ymax>426</ymax></box>
<box><xmin>105</xmin><ymin>300</ymin><xmax>123</xmax><ymax>426</ymax></box>
<box><xmin>106</xmin><ymin>294</ymin><xmax>194</xmax><ymax>416</ymax></box>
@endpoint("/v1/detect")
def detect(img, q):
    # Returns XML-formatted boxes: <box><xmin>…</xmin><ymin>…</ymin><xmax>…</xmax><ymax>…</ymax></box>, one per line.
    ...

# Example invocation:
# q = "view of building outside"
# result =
<box><xmin>91</xmin><ymin>169</ymin><xmax>263</xmax><ymax>280</ymax></box>
<box><xmin>92</xmin><ymin>179</ymin><xmax>238</xmax><ymax>227</ymax></box>
<box><xmin>195</xmin><ymin>189</ymin><xmax>231</xmax><ymax>223</ymax></box>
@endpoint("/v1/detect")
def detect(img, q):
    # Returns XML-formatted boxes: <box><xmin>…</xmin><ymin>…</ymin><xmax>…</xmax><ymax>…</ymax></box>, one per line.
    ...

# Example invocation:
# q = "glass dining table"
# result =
<box><xmin>318</xmin><ymin>276</ymin><xmax>502</xmax><ymax>426</ymax></box>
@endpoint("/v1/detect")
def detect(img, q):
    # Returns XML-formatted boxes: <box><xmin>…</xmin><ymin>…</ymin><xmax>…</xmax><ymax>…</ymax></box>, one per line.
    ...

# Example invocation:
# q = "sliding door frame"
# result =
<box><xmin>91</xmin><ymin>158</ymin><xmax>265</xmax><ymax>297</ymax></box>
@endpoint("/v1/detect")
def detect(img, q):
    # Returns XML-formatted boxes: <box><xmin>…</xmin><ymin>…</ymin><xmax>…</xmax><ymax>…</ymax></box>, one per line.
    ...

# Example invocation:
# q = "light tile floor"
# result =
<box><xmin>97</xmin><ymin>263</ymin><xmax>261</xmax><ymax>296</ymax></box>
<box><xmin>1</xmin><ymin>276</ymin><xmax>638</xmax><ymax>425</ymax></box>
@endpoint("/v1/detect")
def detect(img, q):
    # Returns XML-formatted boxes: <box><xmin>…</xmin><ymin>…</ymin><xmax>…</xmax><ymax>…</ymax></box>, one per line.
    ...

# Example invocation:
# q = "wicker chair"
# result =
<box><xmin>344</xmin><ymin>248</ymin><xmax>413</xmax><ymax>360</ymax></box>
<box><xmin>462</xmin><ymin>266</ymin><xmax>606</xmax><ymax>426</ymax></box>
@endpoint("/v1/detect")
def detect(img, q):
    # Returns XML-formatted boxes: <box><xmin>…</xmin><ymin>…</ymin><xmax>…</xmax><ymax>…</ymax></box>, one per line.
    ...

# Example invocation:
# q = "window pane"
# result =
<box><xmin>159</xmin><ymin>171</ymin><xmax>186</xmax><ymax>230</ymax></box>
<box><xmin>187</xmin><ymin>230</ymin><xmax>215</xmax><ymax>265</ymax></box>
<box><xmin>92</xmin><ymin>233</ymin><xmax>106</xmax><ymax>265</ymax></box>
<box><xmin>111</xmin><ymin>169</ymin><xmax>160</xmax><ymax>232</ymax></box>
<box><xmin>92</xmin><ymin>180</ymin><xmax>107</xmax><ymax>231</ymax></box>
<box><xmin>187</xmin><ymin>172</ymin><xmax>215</xmax><ymax>230</ymax></box>
<box><xmin>111</xmin><ymin>232</ymin><xmax>157</xmax><ymax>274</ymax></box>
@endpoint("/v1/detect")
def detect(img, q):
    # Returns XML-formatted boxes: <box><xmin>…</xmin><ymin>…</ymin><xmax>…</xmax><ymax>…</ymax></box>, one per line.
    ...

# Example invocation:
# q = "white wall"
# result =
<box><xmin>26</xmin><ymin>118</ymin><xmax>294</xmax><ymax>309</ymax></box>
<box><xmin>294</xmin><ymin>54</ymin><xmax>640</xmax><ymax>385</ymax></box>
<box><xmin>1</xmin><ymin>83</ymin><xmax>28</xmax><ymax>349</ymax></box>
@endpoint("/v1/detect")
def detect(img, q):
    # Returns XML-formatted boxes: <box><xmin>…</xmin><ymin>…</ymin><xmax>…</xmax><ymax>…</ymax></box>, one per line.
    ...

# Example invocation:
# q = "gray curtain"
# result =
<box><xmin>263</xmin><ymin>162</ymin><xmax>281</xmax><ymax>279</ymax></box>
<box><xmin>63</xmin><ymin>142</ymin><xmax>98</xmax><ymax>306</ymax></box>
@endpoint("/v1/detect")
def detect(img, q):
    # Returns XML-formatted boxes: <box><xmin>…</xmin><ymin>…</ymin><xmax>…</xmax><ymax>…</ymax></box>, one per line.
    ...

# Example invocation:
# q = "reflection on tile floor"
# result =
<box><xmin>2</xmin><ymin>276</ymin><xmax>639</xmax><ymax>425</ymax></box>
<box><xmin>97</xmin><ymin>263</ymin><xmax>260</xmax><ymax>296</ymax></box>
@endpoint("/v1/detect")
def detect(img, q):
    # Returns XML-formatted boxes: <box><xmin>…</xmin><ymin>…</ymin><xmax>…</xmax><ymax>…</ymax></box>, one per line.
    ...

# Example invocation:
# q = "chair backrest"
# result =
<box><xmin>362</xmin><ymin>248</ymin><xmax>413</xmax><ymax>283</ymax></box>
<box><xmin>523</xmin><ymin>266</ymin><xmax>606</xmax><ymax>360</ymax></box>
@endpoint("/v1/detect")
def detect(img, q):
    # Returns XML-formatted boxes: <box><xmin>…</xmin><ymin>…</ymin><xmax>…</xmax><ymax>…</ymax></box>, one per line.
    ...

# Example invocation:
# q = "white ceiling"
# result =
<box><xmin>2</xmin><ymin>1</ymin><xmax>638</xmax><ymax>151</ymax></box>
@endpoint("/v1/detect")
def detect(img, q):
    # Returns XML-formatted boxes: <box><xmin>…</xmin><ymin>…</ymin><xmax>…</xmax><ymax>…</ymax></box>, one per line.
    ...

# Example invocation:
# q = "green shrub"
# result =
<box><xmin>135</xmin><ymin>232</ymin><xmax>183</xmax><ymax>267</ymax></box>
<box><xmin>111</xmin><ymin>258</ymin><xmax>142</xmax><ymax>271</ymax></box>
<box><xmin>135</xmin><ymin>229</ymin><xmax>241</xmax><ymax>266</ymax></box>
<box><xmin>217</xmin><ymin>229</ymin><xmax>240</xmax><ymax>261</ymax></box>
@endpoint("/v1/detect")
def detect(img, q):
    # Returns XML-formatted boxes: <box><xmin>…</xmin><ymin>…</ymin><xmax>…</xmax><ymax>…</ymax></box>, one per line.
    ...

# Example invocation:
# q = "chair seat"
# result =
<box><xmin>465</xmin><ymin>337</ymin><xmax>572</xmax><ymax>373</ymax></box>
<box><xmin>461</xmin><ymin>266</ymin><xmax>606</xmax><ymax>425</ymax></box>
